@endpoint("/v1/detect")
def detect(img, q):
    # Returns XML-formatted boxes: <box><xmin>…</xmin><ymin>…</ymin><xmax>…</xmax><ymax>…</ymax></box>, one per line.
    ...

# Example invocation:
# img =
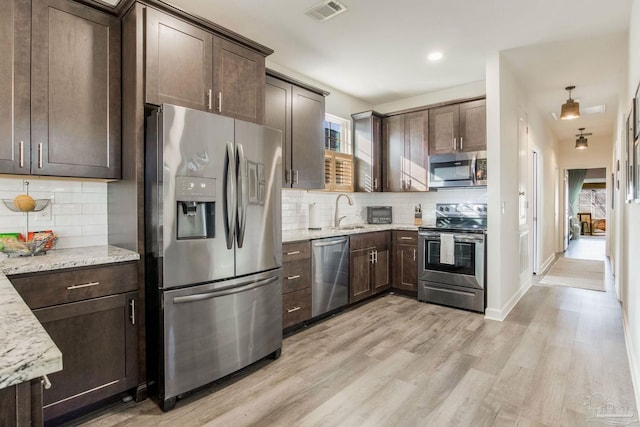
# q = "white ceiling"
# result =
<box><xmin>166</xmin><ymin>0</ymin><xmax>632</xmax><ymax>146</ymax></box>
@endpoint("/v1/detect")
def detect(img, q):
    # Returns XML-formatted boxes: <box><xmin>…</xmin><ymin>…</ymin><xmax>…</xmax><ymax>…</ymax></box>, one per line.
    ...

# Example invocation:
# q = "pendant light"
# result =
<box><xmin>560</xmin><ymin>86</ymin><xmax>580</xmax><ymax>120</ymax></box>
<box><xmin>575</xmin><ymin>128</ymin><xmax>591</xmax><ymax>149</ymax></box>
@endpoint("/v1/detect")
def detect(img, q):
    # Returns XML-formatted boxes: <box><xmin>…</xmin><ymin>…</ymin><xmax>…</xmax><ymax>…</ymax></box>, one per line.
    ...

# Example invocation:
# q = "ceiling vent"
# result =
<box><xmin>305</xmin><ymin>0</ymin><xmax>348</xmax><ymax>21</ymax></box>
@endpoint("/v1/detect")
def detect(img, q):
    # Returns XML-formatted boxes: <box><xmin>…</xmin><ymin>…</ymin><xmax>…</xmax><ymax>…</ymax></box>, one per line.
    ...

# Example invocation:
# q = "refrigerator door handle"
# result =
<box><xmin>172</xmin><ymin>275</ymin><xmax>279</xmax><ymax>304</ymax></box>
<box><xmin>224</xmin><ymin>141</ymin><xmax>237</xmax><ymax>250</ymax></box>
<box><xmin>236</xmin><ymin>143</ymin><xmax>248</xmax><ymax>248</ymax></box>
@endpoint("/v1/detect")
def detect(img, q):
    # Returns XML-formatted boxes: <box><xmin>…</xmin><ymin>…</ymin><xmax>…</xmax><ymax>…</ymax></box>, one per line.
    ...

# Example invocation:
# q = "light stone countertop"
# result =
<box><xmin>0</xmin><ymin>245</ymin><xmax>140</xmax><ymax>390</ymax></box>
<box><xmin>282</xmin><ymin>223</ymin><xmax>423</xmax><ymax>243</ymax></box>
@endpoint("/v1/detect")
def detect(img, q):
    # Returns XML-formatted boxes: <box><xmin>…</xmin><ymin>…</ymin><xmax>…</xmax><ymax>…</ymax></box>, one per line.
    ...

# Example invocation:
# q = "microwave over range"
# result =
<box><xmin>428</xmin><ymin>150</ymin><xmax>487</xmax><ymax>188</ymax></box>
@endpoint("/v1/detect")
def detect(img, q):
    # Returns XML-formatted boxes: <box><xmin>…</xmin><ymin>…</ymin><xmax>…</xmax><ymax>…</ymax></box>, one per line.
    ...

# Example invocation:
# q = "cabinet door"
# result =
<box><xmin>291</xmin><ymin>86</ymin><xmax>325</xmax><ymax>189</ymax></box>
<box><xmin>349</xmin><ymin>248</ymin><xmax>372</xmax><ymax>303</ymax></box>
<box><xmin>383</xmin><ymin>115</ymin><xmax>405</xmax><ymax>191</ymax></box>
<box><xmin>404</xmin><ymin>111</ymin><xmax>428</xmax><ymax>191</ymax></box>
<box><xmin>213</xmin><ymin>37</ymin><xmax>265</xmax><ymax>124</ymax></box>
<box><xmin>34</xmin><ymin>292</ymin><xmax>138</xmax><ymax>421</ymax></box>
<box><xmin>31</xmin><ymin>0</ymin><xmax>121</xmax><ymax>179</ymax></box>
<box><xmin>353</xmin><ymin>113</ymin><xmax>382</xmax><ymax>192</ymax></box>
<box><xmin>145</xmin><ymin>7</ymin><xmax>213</xmax><ymax>111</ymax></box>
<box><xmin>0</xmin><ymin>0</ymin><xmax>30</xmax><ymax>175</ymax></box>
<box><xmin>265</xmin><ymin>76</ymin><xmax>292</xmax><ymax>186</ymax></box>
<box><xmin>393</xmin><ymin>244</ymin><xmax>417</xmax><ymax>292</ymax></box>
<box><xmin>372</xmin><ymin>247</ymin><xmax>390</xmax><ymax>293</ymax></box>
<box><xmin>429</xmin><ymin>104</ymin><xmax>459</xmax><ymax>155</ymax></box>
<box><xmin>459</xmin><ymin>99</ymin><xmax>486</xmax><ymax>152</ymax></box>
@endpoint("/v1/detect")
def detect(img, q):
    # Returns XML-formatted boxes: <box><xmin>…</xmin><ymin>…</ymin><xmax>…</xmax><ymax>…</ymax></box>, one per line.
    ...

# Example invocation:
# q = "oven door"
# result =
<box><xmin>418</xmin><ymin>230</ymin><xmax>485</xmax><ymax>289</ymax></box>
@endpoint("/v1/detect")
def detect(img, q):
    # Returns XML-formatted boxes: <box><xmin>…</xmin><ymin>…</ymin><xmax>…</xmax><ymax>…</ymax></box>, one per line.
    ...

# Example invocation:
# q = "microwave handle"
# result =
<box><xmin>471</xmin><ymin>156</ymin><xmax>477</xmax><ymax>185</ymax></box>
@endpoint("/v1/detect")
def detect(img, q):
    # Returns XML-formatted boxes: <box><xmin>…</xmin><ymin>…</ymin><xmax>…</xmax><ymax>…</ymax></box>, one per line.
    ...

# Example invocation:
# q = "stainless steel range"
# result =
<box><xmin>418</xmin><ymin>203</ymin><xmax>487</xmax><ymax>313</ymax></box>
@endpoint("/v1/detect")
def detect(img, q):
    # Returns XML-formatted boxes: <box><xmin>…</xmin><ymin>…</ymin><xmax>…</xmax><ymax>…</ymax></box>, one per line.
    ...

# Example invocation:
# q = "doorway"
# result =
<box><xmin>566</xmin><ymin>167</ymin><xmax>607</xmax><ymax>253</ymax></box>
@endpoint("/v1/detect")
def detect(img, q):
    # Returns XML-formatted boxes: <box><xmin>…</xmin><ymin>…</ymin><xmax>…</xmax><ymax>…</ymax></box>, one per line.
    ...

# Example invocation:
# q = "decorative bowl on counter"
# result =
<box><xmin>0</xmin><ymin>232</ymin><xmax>57</xmax><ymax>257</ymax></box>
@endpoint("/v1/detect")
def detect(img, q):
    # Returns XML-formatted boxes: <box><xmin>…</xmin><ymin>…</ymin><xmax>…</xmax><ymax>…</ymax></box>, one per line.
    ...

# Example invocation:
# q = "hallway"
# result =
<box><xmin>564</xmin><ymin>236</ymin><xmax>606</xmax><ymax>261</ymax></box>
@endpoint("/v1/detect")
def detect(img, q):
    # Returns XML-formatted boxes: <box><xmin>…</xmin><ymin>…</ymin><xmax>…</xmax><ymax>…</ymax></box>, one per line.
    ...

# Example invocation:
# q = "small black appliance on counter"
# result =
<box><xmin>366</xmin><ymin>206</ymin><xmax>392</xmax><ymax>224</ymax></box>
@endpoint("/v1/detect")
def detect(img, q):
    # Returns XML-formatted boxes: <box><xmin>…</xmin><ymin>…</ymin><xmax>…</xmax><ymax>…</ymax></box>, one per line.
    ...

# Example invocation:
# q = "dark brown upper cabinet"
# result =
<box><xmin>352</xmin><ymin>111</ymin><xmax>383</xmax><ymax>192</ymax></box>
<box><xmin>265</xmin><ymin>74</ymin><xmax>325</xmax><ymax>189</ymax></box>
<box><xmin>213</xmin><ymin>37</ymin><xmax>265</xmax><ymax>124</ymax></box>
<box><xmin>30</xmin><ymin>0</ymin><xmax>121</xmax><ymax>179</ymax></box>
<box><xmin>0</xmin><ymin>0</ymin><xmax>120</xmax><ymax>179</ymax></box>
<box><xmin>145</xmin><ymin>8</ymin><xmax>213</xmax><ymax>112</ymax></box>
<box><xmin>0</xmin><ymin>0</ymin><xmax>30</xmax><ymax>175</ymax></box>
<box><xmin>145</xmin><ymin>8</ymin><xmax>266</xmax><ymax>124</ymax></box>
<box><xmin>382</xmin><ymin>111</ymin><xmax>428</xmax><ymax>192</ymax></box>
<box><xmin>429</xmin><ymin>99</ymin><xmax>486</xmax><ymax>155</ymax></box>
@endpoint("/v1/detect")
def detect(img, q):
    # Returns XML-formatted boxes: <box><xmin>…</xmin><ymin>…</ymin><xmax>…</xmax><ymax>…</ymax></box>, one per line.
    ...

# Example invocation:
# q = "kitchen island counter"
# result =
<box><xmin>0</xmin><ymin>245</ymin><xmax>140</xmax><ymax>389</ymax></box>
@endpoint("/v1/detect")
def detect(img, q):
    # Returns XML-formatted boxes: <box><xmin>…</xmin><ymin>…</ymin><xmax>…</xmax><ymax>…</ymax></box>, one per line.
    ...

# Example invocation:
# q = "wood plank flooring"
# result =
<box><xmin>67</xmin><ymin>267</ymin><xmax>637</xmax><ymax>426</ymax></box>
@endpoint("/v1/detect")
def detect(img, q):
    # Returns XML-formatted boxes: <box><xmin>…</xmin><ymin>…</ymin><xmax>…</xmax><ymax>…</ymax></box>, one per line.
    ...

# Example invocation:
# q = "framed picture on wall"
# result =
<box><xmin>627</xmin><ymin>108</ymin><xmax>635</xmax><ymax>202</ymax></box>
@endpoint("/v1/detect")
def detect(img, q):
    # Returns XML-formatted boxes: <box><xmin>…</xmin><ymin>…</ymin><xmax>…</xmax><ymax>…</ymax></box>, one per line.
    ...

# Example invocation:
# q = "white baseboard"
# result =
<box><xmin>622</xmin><ymin>311</ymin><xmax>640</xmax><ymax>415</ymax></box>
<box><xmin>484</xmin><ymin>278</ymin><xmax>532</xmax><ymax>322</ymax></box>
<box><xmin>538</xmin><ymin>253</ymin><xmax>557</xmax><ymax>275</ymax></box>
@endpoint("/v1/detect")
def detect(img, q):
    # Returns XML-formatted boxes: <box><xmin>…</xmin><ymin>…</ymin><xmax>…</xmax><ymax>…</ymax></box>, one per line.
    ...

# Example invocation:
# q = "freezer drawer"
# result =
<box><xmin>161</xmin><ymin>270</ymin><xmax>282</xmax><ymax>401</ymax></box>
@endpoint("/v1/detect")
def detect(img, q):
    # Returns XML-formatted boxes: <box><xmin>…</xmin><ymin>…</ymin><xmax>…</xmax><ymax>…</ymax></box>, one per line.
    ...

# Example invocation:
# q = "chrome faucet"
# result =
<box><xmin>334</xmin><ymin>193</ymin><xmax>354</xmax><ymax>228</ymax></box>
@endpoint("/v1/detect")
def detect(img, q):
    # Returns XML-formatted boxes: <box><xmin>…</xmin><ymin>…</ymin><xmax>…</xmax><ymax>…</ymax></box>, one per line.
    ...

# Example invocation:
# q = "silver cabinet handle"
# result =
<box><xmin>369</xmin><ymin>251</ymin><xmax>374</xmax><ymax>264</ymax></box>
<box><xmin>413</xmin><ymin>248</ymin><xmax>417</xmax><ymax>261</ymax></box>
<box><xmin>287</xmin><ymin>306</ymin><xmax>301</xmax><ymax>313</ymax></box>
<box><xmin>38</xmin><ymin>143</ymin><xmax>43</xmax><ymax>168</ymax></box>
<box><xmin>374</xmin><ymin>178</ymin><xmax>378</xmax><ymax>190</ymax></box>
<box><xmin>284</xmin><ymin>169</ymin><xmax>290</xmax><ymax>184</ymax></box>
<box><xmin>42</xmin><ymin>374</ymin><xmax>52</xmax><ymax>390</ymax></box>
<box><xmin>286</xmin><ymin>250</ymin><xmax>301</xmax><ymax>255</ymax></box>
<box><xmin>287</xmin><ymin>275</ymin><xmax>301</xmax><ymax>280</ymax></box>
<box><xmin>207</xmin><ymin>89</ymin><xmax>213</xmax><ymax>110</ymax></box>
<box><xmin>19</xmin><ymin>141</ymin><xmax>24</xmax><ymax>167</ymax></box>
<box><xmin>400</xmin><ymin>236</ymin><xmax>414</xmax><ymax>240</ymax></box>
<box><xmin>293</xmin><ymin>170</ymin><xmax>299</xmax><ymax>184</ymax></box>
<box><xmin>66</xmin><ymin>281</ymin><xmax>100</xmax><ymax>290</ymax></box>
<box><xmin>374</xmin><ymin>249</ymin><xmax>378</xmax><ymax>263</ymax></box>
<box><xmin>452</xmin><ymin>138</ymin><xmax>456</xmax><ymax>151</ymax></box>
<box><xmin>460</xmin><ymin>137</ymin><xmax>464</xmax><ymax>151</ymax></box>
<box><xmin>218</xmin><ymin>91</ymin><xmax>223</xmax><ymax>112</ymax></box>
<box><xmin>129</xmin><ymin>299</ymin><xmax>136</xmax><ymax>325</ymax></box>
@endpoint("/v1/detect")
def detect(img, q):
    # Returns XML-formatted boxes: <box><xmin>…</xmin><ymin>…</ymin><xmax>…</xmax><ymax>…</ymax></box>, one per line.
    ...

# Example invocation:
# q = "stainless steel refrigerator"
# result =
<box><xmin>144</xmin><ymin>104</ymin><xmax>282</xmax><ymax>411</ymax></box>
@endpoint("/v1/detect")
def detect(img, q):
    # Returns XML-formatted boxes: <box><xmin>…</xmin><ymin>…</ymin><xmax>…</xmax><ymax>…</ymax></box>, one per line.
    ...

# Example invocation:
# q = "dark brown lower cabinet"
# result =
<box><xmin>349</xmin><ymin>231</ymin><xmax>390</xmax><ymax>303</ymax></box>
<box><xmin>282</xmin><ymin>241</ymin><xmax>312</xmax><ymax>329</ymax></box>
<box><xmin>391</xmin><ymin>230</ymin><xmax>418</xmax><ymax>294</ymax></box>
<box><xmin>34</xmin><ymin>292</ymin><xmax>138</xmax><ymax>421</ymax></box>
<box><xmin>0</xmin><ymin>378</ymin><xmax>43</xmax><ymax>426</ymax></box>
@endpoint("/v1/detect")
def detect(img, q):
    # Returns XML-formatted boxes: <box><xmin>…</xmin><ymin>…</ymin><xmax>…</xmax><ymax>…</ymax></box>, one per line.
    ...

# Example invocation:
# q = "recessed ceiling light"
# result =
<box><xmin>427</xmin><ymin>52</ymin><xmax>443</xmax><ymax>62</ymax></box>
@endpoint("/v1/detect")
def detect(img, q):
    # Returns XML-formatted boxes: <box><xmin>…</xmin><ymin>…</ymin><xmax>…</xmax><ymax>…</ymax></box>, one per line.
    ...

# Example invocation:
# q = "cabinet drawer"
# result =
<box><xmin>350</xmin><ymin>231</ymin><xmax>390</xmax><ymax>250</ymax></box>
<box><xmin>283</xmin><ymin>288</ymin><xmax>311</xmax><ymax>329</ymax></box>
<box><xmin>10</xmin><ymin>262</ymin><xmax>138</xmax><ymax>309</ymax></box>
<box><xmin>393</xmin><ymin>230</ymin><xmax>418</xmax><ymax>245</ymax></box>
<box><xmin>283</xmin><ymin>241</ymin><xmax>310</xmax><ymax>262</ymax></box>
<box><xmin>283</xmin><ymin>258</ymin><xmax>311</xmax><ymax>294</ymax></box>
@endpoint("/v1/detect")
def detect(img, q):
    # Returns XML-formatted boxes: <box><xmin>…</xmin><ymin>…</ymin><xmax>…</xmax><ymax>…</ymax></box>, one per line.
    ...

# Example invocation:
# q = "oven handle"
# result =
<box><xmin>419</xmin><ymin>232</ymin><xmax>484</xmax><ymax>244</ymax></box>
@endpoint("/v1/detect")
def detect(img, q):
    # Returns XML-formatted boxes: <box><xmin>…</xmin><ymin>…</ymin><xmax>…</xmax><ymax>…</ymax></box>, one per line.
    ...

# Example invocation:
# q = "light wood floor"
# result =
<box><xmin>67</xmin><ymin>267</ymin><xmax>637</xmax><ymax>426</ymax></box>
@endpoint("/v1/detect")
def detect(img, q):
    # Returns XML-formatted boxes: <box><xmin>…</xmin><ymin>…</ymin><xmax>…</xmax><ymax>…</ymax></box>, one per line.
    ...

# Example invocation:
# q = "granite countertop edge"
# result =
<box><xmin>282</xmin><ymin>223</ymin><xmax>422</xmax><ymax>243</ymax></box>
<box><xmin>0</xmin><ymin>245</ymin><xmax>140</xmax><ymax>390</ymax></box>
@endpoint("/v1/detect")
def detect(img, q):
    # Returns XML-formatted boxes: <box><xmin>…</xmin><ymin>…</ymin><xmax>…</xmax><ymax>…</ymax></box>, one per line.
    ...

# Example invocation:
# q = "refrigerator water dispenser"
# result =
<box><xmin>176</xmin><ymin>176</ymin><xmax>216</xmax><ymax>239</ymax></box>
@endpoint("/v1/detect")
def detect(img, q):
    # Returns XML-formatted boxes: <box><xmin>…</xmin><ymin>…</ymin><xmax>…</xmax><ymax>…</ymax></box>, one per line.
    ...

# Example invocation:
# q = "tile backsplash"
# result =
<box><xmin>0</xmin><ymin>177</ymin><xmax>107</xmax><ymax>251</ymax></box>
<box><xmin>282</xmin><ymin>188</ymin><xmax>488</xmax><ymax>231</ymax></box>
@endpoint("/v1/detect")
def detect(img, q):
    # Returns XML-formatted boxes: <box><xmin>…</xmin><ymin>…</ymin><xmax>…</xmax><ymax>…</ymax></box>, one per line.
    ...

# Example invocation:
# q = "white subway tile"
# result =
<box><xmin>81</xmin><ymin>181</ymin><xmax>108</xmax><ymax>193</ymax></box>
<box><xmin>55</xmin><ymin>234</ymin><xmax>107</xmax><ymax>249</ymax></box>
<box><xmin>82</xmin><ymin>224</ymin><xmax>107</xmax><ymax>236</ymax></box>
<box><xmin>52</xmin><ymin>203</ymin><xmax>82</xmax><ymax>215</ymax></box>
<box><xmin>82</xmin><ymin>204</ymin><xmax>108</xmax><ymax>215</ymax></box>
<box><xmin>0</xmin><ymin>178</ymin><xmax>25</xmax><ymax>191</ymax></box>
<box><xmin>28</xmin><ymin>179</ymin><xmax>82</xmax><ymax>193</ymax></box>
<box><xmin>54</xmin><ymin>192</ymin><xmax>107</xmax><ymax>204</ymax></box>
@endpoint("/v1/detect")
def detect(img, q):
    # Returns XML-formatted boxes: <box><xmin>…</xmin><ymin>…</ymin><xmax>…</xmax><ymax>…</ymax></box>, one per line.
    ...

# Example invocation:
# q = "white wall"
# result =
<box><xmin>485</xmin><ymin>51</ymin><xmax>559</xmax><ymax>320</ymax></box>
<box><xmin>373</xmin><ymin>80</ymin><xmax>486</xmax><ymax>114</ymax></box>
<box><xmin>0</xmin><ymin>177</ymin><xmax>108</xmax><ymax>252</ymax></box>
<box><xmin>620</xmin><ymin>0</ymin><xmax>640</xmax><ymax>413</ymax></box>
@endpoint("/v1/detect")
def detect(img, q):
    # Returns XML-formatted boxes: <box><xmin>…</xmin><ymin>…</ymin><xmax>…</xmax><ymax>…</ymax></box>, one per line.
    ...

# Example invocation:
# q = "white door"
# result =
<box><xmin>518</xmin><ymin>113</ymin><xmax>531</xmax><ymax>286</ymax></box>
<box><xmin>531</xmin><ymin>150</ymin><xmax>538</xmax><ymax>274</ymax></box>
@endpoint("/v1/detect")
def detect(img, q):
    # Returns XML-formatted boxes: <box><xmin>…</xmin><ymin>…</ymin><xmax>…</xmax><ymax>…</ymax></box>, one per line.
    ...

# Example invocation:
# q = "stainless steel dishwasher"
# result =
<box><xmin>311</xmin><ymin>236</ymin><xmax>349</xmax><ymax>317</ymax></box>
